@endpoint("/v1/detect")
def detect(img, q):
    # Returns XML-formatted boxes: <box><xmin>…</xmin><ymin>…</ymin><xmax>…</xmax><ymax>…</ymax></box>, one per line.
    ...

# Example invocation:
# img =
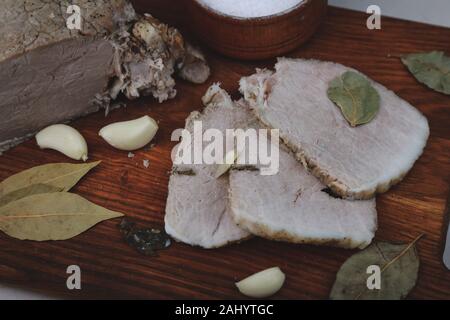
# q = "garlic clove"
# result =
<box><xmin>235</xmin><ymin>267</ymin><xmax>286</xmax><ymax>298</ymax></box>
<box><xmin>214</xmin><ymin>149</ymin><xmax>239</xmax><ymax>178</ymax></box>
<box><xmin>99</xmin><ymin>115</ymin><xmax>158</xmax><ymax>151</ymax></box>
<box><xmin>36</xmin><ymin>124</ymin><xmax>88</xmax><ymax>161</ymax></box>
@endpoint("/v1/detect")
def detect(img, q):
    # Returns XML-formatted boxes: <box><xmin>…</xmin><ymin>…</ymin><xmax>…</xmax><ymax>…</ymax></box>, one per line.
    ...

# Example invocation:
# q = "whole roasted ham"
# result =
<box><xmin>0</xmin><ymin>0</ymin><xmax>209</xmax><ymax>152</ymax></box>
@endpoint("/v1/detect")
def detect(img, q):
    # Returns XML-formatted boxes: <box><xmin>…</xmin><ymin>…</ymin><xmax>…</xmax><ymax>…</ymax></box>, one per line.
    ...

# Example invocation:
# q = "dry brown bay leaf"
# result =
<box><xmin>0</xmin><ymin>192</ymin><xmax>123</xmax><ymax>241</ymax></box>
<box><xmin>0</xmin><ymin>161</ymin><xmax>100</xmax><ymax>196</ymax></box>
<box><xmin>327</xmin><ymin>71</ymin><xmax>380</xmax><ymax>127</ymax></box>
<box><xmin>330</xmin><ymin>235</ymin><xmax>422</xmax><ymax>300</ymax></box>
<box><xmin>402</xmin><ymin>51</ymin><xmax>450</xmax><ymax>95</ymax></box>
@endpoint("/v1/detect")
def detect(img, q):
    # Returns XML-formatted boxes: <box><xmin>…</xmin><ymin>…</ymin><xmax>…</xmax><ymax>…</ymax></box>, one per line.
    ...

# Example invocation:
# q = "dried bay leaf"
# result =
<box><xmin>0</xmin><ymin>161</ymin><xmax>100</xmax><ymax>196</ymax></box>
<box><xmin>0</xmin><ymin>184</ymin><xmax>63</xmax><ymax>208</ymax></box>
<box><xmin>327</xmin><ymin>71</ymin><xmax>380</xmax><ymax>127</ymax></box>
<box><xmin>402</xmin><ymin>51</ymin><xmax>450</xmax><ymax>95</ymax></box>
<box><xmin>330</xmin><ymin>235</ymin><xmax>422</xmax><ymax>300</ymax></box>
<box><xmin>0</xmin><ymin>192</ymin><xmax>123</xmax><ymax>241</ymax></box>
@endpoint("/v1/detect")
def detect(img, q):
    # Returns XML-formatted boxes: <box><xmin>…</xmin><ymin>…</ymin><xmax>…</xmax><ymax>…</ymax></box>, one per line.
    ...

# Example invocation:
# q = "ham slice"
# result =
<box><xmin>240</xmin><ymin>58</ymin><xmax>429</xmax><ymax>199</ymax></box>
<box><xmin>164</xmin><ymin>85</ymin><xmax>250</xmax><ymax>248</ymax></box>
<box><xmin>229</xmin><ymin>144</ymin><xmax>377</xmax><ymax>250</ymax></box>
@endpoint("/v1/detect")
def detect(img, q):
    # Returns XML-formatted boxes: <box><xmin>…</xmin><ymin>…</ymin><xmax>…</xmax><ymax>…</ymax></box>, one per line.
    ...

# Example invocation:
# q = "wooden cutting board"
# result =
<box><xmin>0</xmin><ymin>7</ymin><xmax>449</xmax><ymax>299</ymax></box>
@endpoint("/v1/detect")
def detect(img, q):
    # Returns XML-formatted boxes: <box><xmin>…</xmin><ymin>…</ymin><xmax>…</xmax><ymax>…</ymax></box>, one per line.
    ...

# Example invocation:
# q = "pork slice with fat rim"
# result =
<box><xmin>240</xmin><ymin>58</ymin><xmax>429</xmax><ymax>200</ymax></box>
<box><xmin>229</xmin><ymin>128</ymin><xmax>377</xmax><ymax>250</ymax></box>
<box><xmin>164</xmin><ymin>84</ymin><xmax>250</xmax><ymax>248</ymax></box>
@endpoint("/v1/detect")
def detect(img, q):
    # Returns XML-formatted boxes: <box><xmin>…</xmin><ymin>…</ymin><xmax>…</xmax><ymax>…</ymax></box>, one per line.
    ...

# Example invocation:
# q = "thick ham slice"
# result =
<box><xmin>240</xmin><ymin>58</ymin><xmax>429</xmax><ymax>199</ymax></box>
<box><xmin>164</xmin><ymin>85</ymin><xmax>250</xmax><ymax>248</ymax></box>
<box><xmin>229</xmin><ymin>144</ymin><xmax>377</xmax><ymax>250</ymax></box>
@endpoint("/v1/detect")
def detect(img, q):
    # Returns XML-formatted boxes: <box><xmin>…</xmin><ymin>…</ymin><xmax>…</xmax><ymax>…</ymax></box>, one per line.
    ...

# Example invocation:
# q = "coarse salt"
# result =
<box><xmin>197</xmin><ymin>0</ymin><xmax>304</xmax><ymax>19</ymax></box>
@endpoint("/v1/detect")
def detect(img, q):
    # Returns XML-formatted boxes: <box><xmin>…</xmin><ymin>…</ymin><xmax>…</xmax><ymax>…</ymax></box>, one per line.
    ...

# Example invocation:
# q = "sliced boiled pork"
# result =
<box><xmin>229</xmin><ymin>145</ymin><xmax>377</xmax><ymax>249</ymax></box>
<box><xmin>166</xmin><ymin>85</ymin><xmax>377</xmax><ymax>249</ymax></box>
<box><xmin>164</xmin><ymin>85</ymin><xmax>250</xmax><ymax>248</ymax></box>
<box><xmin>240</xmin><ymin>58</ymin><xmax>429</xmax><ymax>200</ymax></box>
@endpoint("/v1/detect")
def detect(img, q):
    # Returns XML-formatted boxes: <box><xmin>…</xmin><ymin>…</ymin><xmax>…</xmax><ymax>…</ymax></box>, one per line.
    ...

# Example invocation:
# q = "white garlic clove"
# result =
<box><xmin>36</xmin><ymin>124</ymin><xmax>88</xmax><ymax>161</ymax></box>
<box><xmin>99</xmin><ymin>115</ymin><xmax>158</xmax><ymax>151</ymax></box>
<box><xmin>235</xmin><ymin>267</ymin><xmax>286</xmax><ymax>298</ymax></box>
<box><xmin>214</xmin><ymin>149</ymin><xmax>238</xmax><ymax>178</ymax></box>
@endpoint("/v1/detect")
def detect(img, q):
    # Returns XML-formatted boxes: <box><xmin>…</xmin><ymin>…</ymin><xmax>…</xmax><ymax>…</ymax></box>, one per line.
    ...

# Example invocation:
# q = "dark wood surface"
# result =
<box><xmin>0</xmin><ymin>6</ymin><xmax>449</xmax><ymax>299</ymax></box>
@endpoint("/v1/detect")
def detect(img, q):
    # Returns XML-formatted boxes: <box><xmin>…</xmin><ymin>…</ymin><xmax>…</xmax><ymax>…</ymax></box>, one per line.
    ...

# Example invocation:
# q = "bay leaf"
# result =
<box><xmin>0</xmin><ymin>161</ymin><xmax>100</xmax><ymax>197</ymax></box>
<box><xmin>0</xmin><ymin>192</ymin><xmax>123</xmax><ymax>241</ymax></box>
<box><xmin>327</xmin><ymin>71</ymin><xmax>380</xmax><ymax>127</ymax></box>
<box><xmin>0</xmin><ymin>184</ymin><xmax>62</xmax><ymax>208</ymax></box>
<box><xmin>401</xmin><ymin>51</ymin><xmax>450</xmax><ymax>95</ymax></box>
<box><xmin>330</xmin><ymin>235</ymin><xmax>422</xmax><ymax>300</ymax></box>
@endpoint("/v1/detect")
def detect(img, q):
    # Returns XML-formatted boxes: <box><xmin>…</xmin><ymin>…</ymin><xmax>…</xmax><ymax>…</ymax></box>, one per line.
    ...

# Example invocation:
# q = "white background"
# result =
<box><xmin>329</xmin><ymin>0</ymin><xmax>450</xmax><ymax>27</ymax></box>
<box><xmin>1</xmin><ymin>0</ymin><xmax>449</xmax><ymax>300</ymax></box>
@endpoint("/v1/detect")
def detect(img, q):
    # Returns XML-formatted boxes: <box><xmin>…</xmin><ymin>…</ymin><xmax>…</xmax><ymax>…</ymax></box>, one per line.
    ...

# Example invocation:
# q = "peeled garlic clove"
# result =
<box><xmin>36</xmin><ymin>124</ymin><xmax>88</xmax><ymax>161</ymax></box>
<box><xmin>99</xmin><ymin>115</ymin><xmax>158</xmax><ymax>151</ymax></box>
<box><xmin>214</xmin><ymin>149</ymin><xmax>238</xmax><ymax>178</ymax></box>
<box><xmin>236</xmin><ymin>267</ymin><xmax>285</xmax><ymax>298</ymax></box>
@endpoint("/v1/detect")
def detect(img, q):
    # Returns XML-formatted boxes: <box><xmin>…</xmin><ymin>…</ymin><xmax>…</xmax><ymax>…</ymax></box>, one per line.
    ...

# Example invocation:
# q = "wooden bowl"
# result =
<box><xmin>187</xmin><ymin>0</ymin><xmax>328</xmax><ymax>60</ymax></box>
